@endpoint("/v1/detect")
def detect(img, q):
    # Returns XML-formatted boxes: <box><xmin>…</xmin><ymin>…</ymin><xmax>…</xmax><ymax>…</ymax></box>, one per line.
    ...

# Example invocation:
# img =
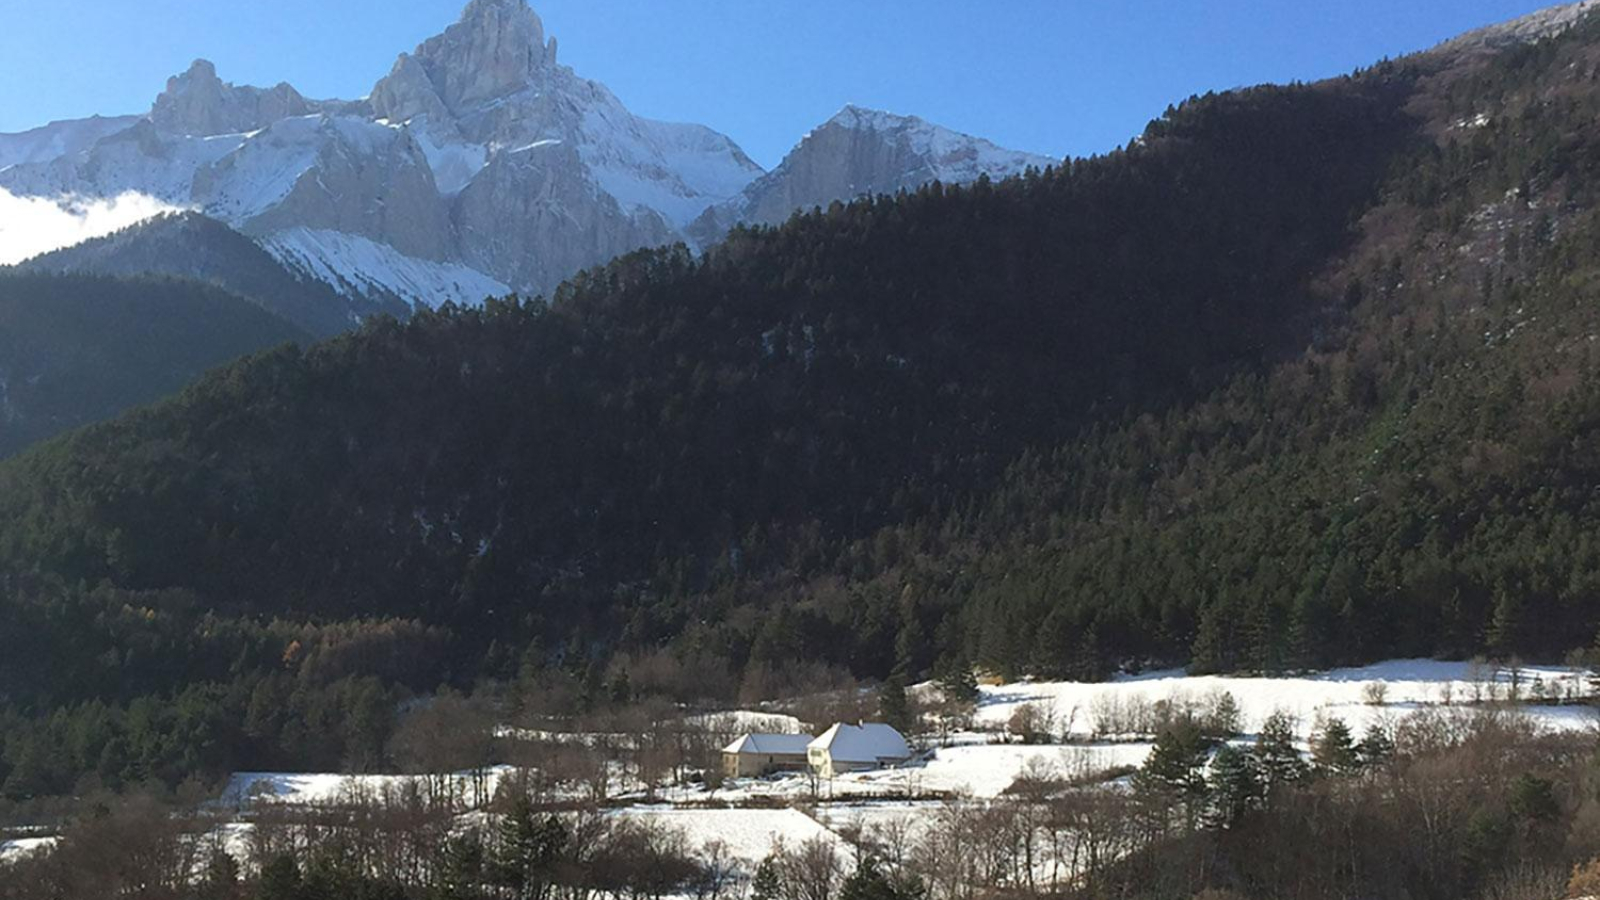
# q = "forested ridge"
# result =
<box><xmin>0</xmin><ymin>272</ymin><xmax>309</xmax><ymax>457</ymax></box>
<box><xmin>6</xmin><ymin>18</ymin><xmax>1600</xmax><ymax>802</ymax></box>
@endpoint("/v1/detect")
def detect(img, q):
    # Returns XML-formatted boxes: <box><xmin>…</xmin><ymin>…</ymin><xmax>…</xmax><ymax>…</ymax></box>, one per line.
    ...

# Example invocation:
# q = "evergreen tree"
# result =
<box><xmin>1133</xmin><ymin>718</ymin><xmax>1212</xmax><ymax>830</ymax></box>
<box><xmin>197</xmin><ymin>848</ymin><xmax>240</xmax><ymax>900</ymax></box>
<box><xmin>750</xmin><ymin>856</ymin><xmax>783</xmax><ymax>900</ymax></box>
<box><xmin>1189</xmin><ymin>599</ymin><xmax>1235</xmax><ymax>675</ymax></box>
<box><xmin>257</xmin><ymin>855</ymin><xmax>302</xmax><ymax>900</ymax></box>
<box><xmin>934</xmin><ymin>656</ymin><xmax>979</xmax><ymax>706</ymax></box>
<box><xmin>1029</xmin><ymin>608</ymin><xmax>1077</xmax><ymax>678</ymax></box>
<box><xmin>436</xmin><ymin>832</ymin><xmax>487</xmax><ymax>900</ymax></box>
<box><xmin>495</xmin><ymin>797</ymin><xmax>568</xmax><ymax>900</ymax></box>
<box><xmin>879</xmin><ymin>676</ymin><xmax>912</xmax><ymax>734</ymax></box>
<box><xmin>607</xmin><ymin>669</ymin><xmax>632</xmax><ymax>705</ymax></box>
<box><xmin>1311</xmin><ymin>717</ymin><xmax>1361</xmax><ymax>776</ymax></box>
<box><xmin>1255</xmin><ymin>710</ymin><xmax>1309</xmax><ymax>793</ymax></box>
<box><xmin>1206</xmin><ymin>691</ymin><xmax>1242</xmax><ymax>739</ymax></box>
<box><xmin>1487</xmin><ymin>583</ymin><xmax>1526</xmax><ymax>659</ymax></box>
<box><xmin>1508</xmin><ymin>773</ymin><xmax>1559</xmax><ymax>824</ymax></box>
<box><xmin>1206</xmin><ymin>744</ymin><xmax>1262</xmax><ymax>829</ymax></box>
<box><xmin>1356</xmin><ymin>723</ymin><xmax>1394</xmax><ymax>769</ymax></box>
<box><xmin>839</xmin><ymin>858</ymin><xmax>926</xmax><ymax>900</ymax></box>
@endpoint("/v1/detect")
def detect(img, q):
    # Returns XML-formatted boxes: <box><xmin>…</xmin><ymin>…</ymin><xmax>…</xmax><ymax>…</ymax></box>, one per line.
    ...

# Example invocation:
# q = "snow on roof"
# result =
<box><xmin>807</xmin><ymin>722</ymin><xmax>911</xmax><ymax>763</ymax></box>
<box><xmin>723</xmin><ymin>733</ymin><xmax>813</xmax><ymax>756</ymax></box>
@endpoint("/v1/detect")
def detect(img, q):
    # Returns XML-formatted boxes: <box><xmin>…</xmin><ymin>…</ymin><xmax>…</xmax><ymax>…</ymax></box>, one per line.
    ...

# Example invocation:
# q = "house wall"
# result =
<box><xmin>724</xmin><ymin>751</ymin><xmax>808</xmax><ymax>778</ymax></box>
<box><xmin>809</xmin><ymin>750</ymin><xmax>909</xmax><ymax>778</ymax></box>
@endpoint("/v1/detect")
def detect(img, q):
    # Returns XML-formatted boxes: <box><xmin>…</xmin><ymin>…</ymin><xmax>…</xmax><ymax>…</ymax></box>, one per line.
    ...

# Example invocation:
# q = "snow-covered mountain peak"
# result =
<box><xmin>150</xmin><ymin>58</ymin><xmax>313</xmax><ymax>137</ymax></box>
<box><xmin>374</xmin><ymin>0</ymin><xmax>554</xmax><ymax>123</ymax></box>
<box><xmin>824</xmin><ymin>104</ymin><xmax>925</xmax><ymax>131</ymax></box>
<box><xmin>687</xmin><ymin>106</ymin><xmax>1056</xmax><ymax>245</ymax></box>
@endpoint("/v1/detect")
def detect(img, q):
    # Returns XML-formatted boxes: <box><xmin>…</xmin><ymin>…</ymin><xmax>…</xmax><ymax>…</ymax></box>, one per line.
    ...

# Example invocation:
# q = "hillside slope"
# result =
<box><xmin>17</xmin><ymin>213</ymin><xmax>375</xmax><ymax>337</ymax></box>
<box><xmin>0</xmin><ymin>73</ymin><xmax>1413</xmax><ymax>644</ymax></box>
<box><xmin>0</xmin><ymin>272</ymin><xmax>310</xmax><ymax>457</ymax></box>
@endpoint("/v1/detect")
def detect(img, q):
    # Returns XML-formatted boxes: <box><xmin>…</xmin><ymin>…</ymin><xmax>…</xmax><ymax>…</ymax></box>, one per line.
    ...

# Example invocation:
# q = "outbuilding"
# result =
<box><xmin>721</xmin><ymin>733</ymin><xmax>813</xmax><ymax>778</ymax></box>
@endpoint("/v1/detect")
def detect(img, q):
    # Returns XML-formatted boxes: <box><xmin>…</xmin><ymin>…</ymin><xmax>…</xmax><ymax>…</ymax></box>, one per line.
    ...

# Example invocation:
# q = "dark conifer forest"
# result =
<box><xmin>5</xmin><ymin>9</ymin><xmax>1600</xmax><ymax>836</ymax></box>
<box><xmin>0</xmin><ymin>272</ymin><xmax>308</xmax><ymax>457</ymax></box>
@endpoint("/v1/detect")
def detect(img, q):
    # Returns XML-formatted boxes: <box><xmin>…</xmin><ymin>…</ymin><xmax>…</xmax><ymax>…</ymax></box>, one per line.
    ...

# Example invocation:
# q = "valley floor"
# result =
<box><xmin>16</xmin><ymin>659</ymin><xmax>1578</xmax><ymax>875</ymax></box>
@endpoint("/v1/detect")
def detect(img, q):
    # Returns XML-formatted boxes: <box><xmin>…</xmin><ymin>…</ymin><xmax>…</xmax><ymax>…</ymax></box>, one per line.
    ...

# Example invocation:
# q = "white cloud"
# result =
<box><xmin>0</xmin><ymin>188</ymin><xmax>187</xmax><ymax>266</ymax></box>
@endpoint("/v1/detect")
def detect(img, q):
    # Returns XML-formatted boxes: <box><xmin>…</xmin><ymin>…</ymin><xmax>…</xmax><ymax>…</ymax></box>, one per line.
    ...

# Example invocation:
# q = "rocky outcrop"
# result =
<box><xmin>371</xmin><ymin>0</ymin><xmax>554</xmax><ymax>126</ymax></box>
<box><xmin>150</xmin><ymin>59</ymin><xmax>314</xmax><ymax>136</ymax></box>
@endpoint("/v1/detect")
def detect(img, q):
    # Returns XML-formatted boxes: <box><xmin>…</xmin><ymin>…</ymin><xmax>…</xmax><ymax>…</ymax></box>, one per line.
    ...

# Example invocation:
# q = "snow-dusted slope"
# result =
<box><xmin>264</xmin><ymin>228</ymin><xmax>510</xmax><ymax>310</ymax></box>
<box><xmin>1436</xmin><ymin>0</ymin><xmax>1600</xmax><ymax>54</ymax></box>
<box><xmin>0</xmin><ymin>115</ymin><xmax>140</xmax><ymax>171</ymax></box>
<box><xmin>690</xmin><ymin>104</ymin><xmax>1057</xmax><ymax>244</ymax></box>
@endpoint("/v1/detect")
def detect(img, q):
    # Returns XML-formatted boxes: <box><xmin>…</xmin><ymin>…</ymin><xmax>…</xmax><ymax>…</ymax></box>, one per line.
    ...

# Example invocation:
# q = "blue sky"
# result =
<box><xmin>0</xmin><ymin>0</ymin><xmax>1567</xmax><ymax>169</ymax></box>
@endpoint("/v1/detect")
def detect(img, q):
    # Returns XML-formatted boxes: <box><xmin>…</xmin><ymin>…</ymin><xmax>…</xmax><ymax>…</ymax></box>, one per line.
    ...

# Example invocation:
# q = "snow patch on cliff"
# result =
<box><xmin>263</xmin><ymin>227</ymin><xmax>510</xmax><ymax>308</ymax></box>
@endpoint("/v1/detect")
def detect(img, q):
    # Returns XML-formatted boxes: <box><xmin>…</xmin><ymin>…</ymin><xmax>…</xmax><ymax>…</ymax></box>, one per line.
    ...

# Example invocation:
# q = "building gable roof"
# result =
<box><xmin>723</xmin><ymin>733</ymin><xmax>813</xmax><ymax>755</ymax></box>
<box><xmin>807</xmin><ymin>722</ymin><xmax>911</xmax><ymax>763</ymax></box>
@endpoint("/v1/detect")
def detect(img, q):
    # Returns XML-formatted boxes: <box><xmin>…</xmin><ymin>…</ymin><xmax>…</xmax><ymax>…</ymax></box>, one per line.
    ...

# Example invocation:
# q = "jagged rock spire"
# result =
<box><xmin>371</xmin><ymin>0</ymin><xmax>556</xmax><ymax>123</ymax></box>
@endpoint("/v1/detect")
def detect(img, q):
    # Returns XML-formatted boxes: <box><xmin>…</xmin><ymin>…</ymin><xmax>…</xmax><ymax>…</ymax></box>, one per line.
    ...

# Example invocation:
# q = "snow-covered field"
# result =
<box><xmin>976</xmin><ymin>659</ymin><xmax>1596</xmax><ymax>742</ymax></box>
<box><xmin>0</xmin><ymin>837</ymin><xmax>58</xmax><ymax>864</ymax></box>
<box><xmin>619</xmin><ymin>807</ymin><xmax>842</xmax><ymax>865</ymax></box>
<box><xmin>218</xmin><ymin>766</ymin><xmax>517</xmax><ymax>809</ymax></box>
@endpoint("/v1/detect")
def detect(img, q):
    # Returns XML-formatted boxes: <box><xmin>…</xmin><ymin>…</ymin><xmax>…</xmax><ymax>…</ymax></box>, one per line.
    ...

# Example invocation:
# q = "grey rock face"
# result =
<box><xmin>228</xmin><ymin>123</ymin><xmax>457</xmax><ymax>263</ymax></box>
<box><xmin>370</xmin><ymin>54</ymin><xmax>456</xmax><ymax>129</ymax></box>
<box><xmin>373</xmin><ymin>0</ymin><xmax>553</xmax><ymax>125</ymax></box>
<box><xmin>455</xmin><ymin>140</ymin><xmax>677</xmax><ymax>296</ymax></box>
<box><xmin>150</xmin><ymin>59</ymin><xmax>313</xmax><ymax>136</ymax></box>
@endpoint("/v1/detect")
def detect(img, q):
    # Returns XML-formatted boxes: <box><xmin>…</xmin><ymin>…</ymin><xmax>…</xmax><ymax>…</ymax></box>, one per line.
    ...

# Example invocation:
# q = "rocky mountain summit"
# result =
<box><xmin>691</xmin><ymin>105</ymin><xmax>1058</xmax><ymax>243</ymax></box>
<box><xmin>0</xmin><ymin>0</ymin><xmax>1052</xmax><ymax>321</ymax></box>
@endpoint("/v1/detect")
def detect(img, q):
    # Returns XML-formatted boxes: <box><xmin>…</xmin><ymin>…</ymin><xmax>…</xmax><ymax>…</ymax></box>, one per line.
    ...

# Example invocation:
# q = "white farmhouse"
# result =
<box><xmin>806</xmin><ymin>722</ymin><xmax>911</xmax><ymax>777</ymax></box>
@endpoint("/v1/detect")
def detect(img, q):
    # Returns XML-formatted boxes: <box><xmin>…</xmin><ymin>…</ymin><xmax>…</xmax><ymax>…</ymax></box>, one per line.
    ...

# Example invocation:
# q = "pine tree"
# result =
<box><xmin>1206</xmin><ymin>744</ymin><xmax>1262</xmax><ymax>829</ymax></box>
<box><xmin>1311</xmin><ymin>717</ymin><xmax>1360</xmax><ymax>776</ymax></box>
<box><xmin>437</xmin><ymin>832</ymin><xmax>487</xmax><ymax>900</ymax></box>
<box><xmin>839</xmin><ymin>857</ymin><xmax>927</xmax><ymax>900</ymax></box>
<box><xmin>1189</xmin><ymin>599</ymin><xmax>1234</xmax><ymax>675</ymax></box>
<box><xmin>840</xmin><ymin>858</ymin><xmax>897</xmax><ymax>900</ymax></box>
<box><xmin>1205</xmin><ymin>691</ymin><xmax>1242</xmax><ymax>739</ymax></box>
<box><xmin>1133</xmin><ymin>718</ymin><xmax>1211</xmax><ymax>830</ymax></box>
<box><xmin>257</xmin><ymin>855</ymin><xmax>302</xmax><ymax>900</ymax></box>
<box><xmin>750</xmin><ymin>856</ymin><xmax>783</xmax><ymax>900</ymax></box>
<box><xmin>879</xmin><ymin>676</ymin><xmax>911</xmax><ymax>734</ymax></box>
<box><xmin>196</xmin><ymin>848</ymin><xmax>239</xmax><ymax>900</ymax></box>
<box><xmin>1356</xmin><ymin>723</ymin><xmax>1394</xmax><ymax>769</ymax></box>
<box><xmin>607</xmin><ymin>668</ymin><xmax>632</xmax><ymax>705</ymax></box>
<box><xmin>1255</xmin><ymin>709</ymin><xmax>1308</xmax><ymax>793</ymax></box>
<box><xmin>496</xmin><ymin>796</ymin><xmax>568</xmax><ymax>900</ymax></box>
<box><xmin>1029</xmin><ymin>608</ymin><xmax>1077</xmax><ymax>679</ymax></box>
<box><xmin>1487</xmin><ymin>583</ymin><xmax>1525</xmax><ymax>659</ymax></box>
<box><xmin>934</xmin><ymin>653</ymin><xmax>979</xmax><ymax>706</ymax></box>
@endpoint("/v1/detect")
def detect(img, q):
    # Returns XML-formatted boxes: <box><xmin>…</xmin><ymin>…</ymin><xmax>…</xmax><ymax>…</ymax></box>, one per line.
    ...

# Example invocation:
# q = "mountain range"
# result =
<box><xmin>0</xmin><ymin>0</ymin><xmax>1055</xmax><ymax>332</ymax></box>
